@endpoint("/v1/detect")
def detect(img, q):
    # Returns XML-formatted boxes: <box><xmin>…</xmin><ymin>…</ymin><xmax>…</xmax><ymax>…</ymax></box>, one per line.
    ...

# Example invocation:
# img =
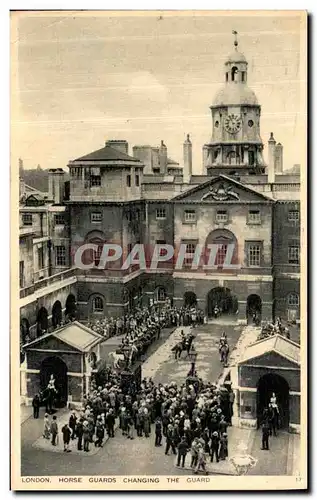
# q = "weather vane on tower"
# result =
<box><xmin>232</xmin><ymin>30</ymin><xmax>238</xmax><ymax>49</ymax></box>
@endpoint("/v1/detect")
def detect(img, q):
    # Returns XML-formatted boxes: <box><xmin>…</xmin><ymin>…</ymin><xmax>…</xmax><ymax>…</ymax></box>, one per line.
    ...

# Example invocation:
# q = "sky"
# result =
<box><xmin>11</xmin><ymin>11</ymin><xmax>306</xmax><ymax>174</ymax></box>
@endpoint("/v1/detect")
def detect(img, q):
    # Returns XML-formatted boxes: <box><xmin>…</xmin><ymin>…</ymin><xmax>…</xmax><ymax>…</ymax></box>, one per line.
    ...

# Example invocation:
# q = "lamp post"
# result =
<box><xmin>229</xmin><ymin>442</ymin><xmax>257</xmax><ymax>476</ymax></box>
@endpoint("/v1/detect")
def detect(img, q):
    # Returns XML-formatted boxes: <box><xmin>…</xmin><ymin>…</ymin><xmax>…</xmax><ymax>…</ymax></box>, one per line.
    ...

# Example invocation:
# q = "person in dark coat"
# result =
<box><xmin>69</xmin><ymin>411</ymin><xmax>77</xmax><ymax>439</ymax></box>
<box><xmin>50</xmin><ymin>416</ymin><xmax>58</xmax><ymax>446</ymax></box>
<box><xmin>95</xmin><ymin>416</ymin><xmax>105</xmax><ymax>447</ymax></box>
<box><xmin>155</xmin><ymin>417</ymin><xmax>163</xmax><ymax>446</ymax></box>
<box><xmin>106</xmin><ymin>409</ymin><xmax>115</xmax><ymax>438</ymax></box>
<box><xmin>83</xmin><ymin>422</ymin><xmax>90</xmax><ymax>452</ymax></box>
<box><xmin>76</xmin><ymin>418</ymin><xmax>84</xmax><ymax>451</ymax></box>
<box><xmin>210</xmin><ymin>431</ymin><xmax>220</xmax><ymax>463</ymax></box>
<box><xmin>261</xmin><ymin>421</ymin><xmax>270</xmax><ymax>450</ymax></box>
<box><xmin>32</xmin><ymin>394</ymin><xmax>40</xmax><ymax>419</ymax></box>
<box><xmin>219</xmin><ymin>433</ymin><xmax>228</xmax><ymax>460</ymax></box>
<box><xmin>177</xmin><ymin>437</ymin><xmax>188</xmax><ymax>468</ymax></box>
<box><xmin>165</xmin><ymin>424</ymin><xmax>177</xmax><ymax>455</ymax></box>
<box><xmin>61</xmin><ymin>423</ymin><xmax>72</xmax><ymax>452</ymax></box>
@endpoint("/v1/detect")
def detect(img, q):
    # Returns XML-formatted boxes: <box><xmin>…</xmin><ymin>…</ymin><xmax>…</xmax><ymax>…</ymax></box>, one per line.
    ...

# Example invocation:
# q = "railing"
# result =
<box><xmin>20</xmin><ymin>268</ymin><xmax>77</xmax><ymax>299</ymax></box>
<box><xmin>272</xmin><ymin>183</ymin><xmax>300</xmax><ymax>191</ymax></box>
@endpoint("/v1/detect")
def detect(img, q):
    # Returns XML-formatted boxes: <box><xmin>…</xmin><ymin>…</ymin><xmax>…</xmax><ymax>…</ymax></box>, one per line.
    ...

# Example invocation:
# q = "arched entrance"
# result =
<box><xmin>246</xmin><ymin>294</ymin><xmax>262</xmax><ymax>324</ymax></box>
<box><xmin>40</xmin><ymin>356</ymin><xmax>68</xmax><ymax>408</ymax></box>
<box><xmin>257</xmin><ymin>373</ymin><xmax>289</xmax><ymax>429</ymax></box>
<box><xmin>207</xmin><ymin>287</ymin><xmax>238</xmax><ymax>317</ymax></box>
<box><xmin>184</xmin><ymin>291</ymin><xmax>197</xmax><ymax>308</ymax></box>
<box><xmin>52</xmin><ymin>300</ymin><xmax>62</xmax><ymax>328</ymax></box>
<box><xmin>36</xmin><ymin>307</ymin><xmax>48</xmax><ymax>336</ymax></box>
<box><xmin>65</xmin><ymin>294</ymin><xmax>76</xmax><ymax>321</ymax></box>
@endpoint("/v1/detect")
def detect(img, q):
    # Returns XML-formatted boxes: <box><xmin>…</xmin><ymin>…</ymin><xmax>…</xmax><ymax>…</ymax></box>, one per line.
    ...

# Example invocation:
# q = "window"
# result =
<box><xmin>22</xmin><ymin>214</ymin><xmax>32</xmax><ymax>226</ymax></box>
<box><xmin>184</xmin><ymin>242</ymin><xmax>196</xmax><ymax>265</ymax></box>
<box><xmin>55</xmin><ymin>246</ymin><xmax>66</xmax><ymax>266</ymax></box>
<box><xmin>156</xmin><ymin>240</ymin><xmax>167</xmax><ymax>257</ymax></box>
<box><xmin>38</xmin><ymin>246</ymin><xmax>44</xmax><ymax>270</ymax></box>
<box><xmin>184</xmin><ymin>209</ymin><xmax>196</xmax><ymax>223</ymax></box>
<box><xmin>54</xmin><ymin>214</ymin><xmax>65</xmax><ymax>226</ymax></box>
<box><xmin>156</xmin><ymin>208</ymin><xmax>166</xmax><ymax>220</ymax></box>
<box><xmin>231</xmin><ymin>66</ymin><xmax>238</xmax><ymax>81</ymax></box>
<box><xmin>127</xmin><ymin>174</ymin><xmax>131</xmax><ymax>187</ymax></box>
<box><xmin>155</xmin><ymin>287</ymin><xmax>166</xmax><ymax>302</ymax></box>
<box><xmin>288</xmin><ymin>293</ymin><xmax>299</xmax><ymax>306</ymax></box>
<box><xmin>91</xmin><ymin>212</ymin><xmax>102</xmax><ymax>223</ymax></box>
<box><xmin>248</xmin><ymin>210</ymin><xmax>261</xmax><ymax>224</ymax></box>
<box><xmin>216</xmin><ymin>210</ymin><xmax>228</xmax><ymax>223</ymax></box>
<box><xmin>90</xmin><ymin>173</ymin><xmax>101</xmax><ymax>187</ymax></box>
<box><xmin>248</xmin><ymin>151</ymin><xmax>255</xmax><ymax>166</ymax></box>
<box><xmin>153</xmin><ymin>168</ymin><xmax>160</xmax><ymax>174</ymax></box>
<box><xmin>288</xmin><ymin>210</ymin><xmax>299</xmax><ymax>223</ymax></box>
<box><xmin>215</xmin><ymin>244</ymin><xmax>228</xmax><ymax>266</ymax></box>
<box><xmin>19</xmin><ymin>261</ymin><xmax>24</xmax><ymax>288</ymax></box>
<box><xmin>241</xmin><ymin>71</ymin><xmax>246</xmax><ymax>82</ymax></box>
<box><xmin>135</xmin><ymin>174</ymin><xmax>140</xmax><ymax>187</ymax></box>
<box><xmin>248</xmin><ymin>243</ymin><xmax>261</xmax><ymax>267</ymax></box>
<box><xmin>93</xmin><ymin>296</ymin><xmax>104</xmax><ymax>312</ymax></box>
<box><xmin>288</xmin><ymin>245</ymin><xmax>300</xmax><ymax>265</ymax></box>
<box><xmin>248</xmin><ymin>119</ymin><xmax>254</xmax><ymax>127</ymax></box>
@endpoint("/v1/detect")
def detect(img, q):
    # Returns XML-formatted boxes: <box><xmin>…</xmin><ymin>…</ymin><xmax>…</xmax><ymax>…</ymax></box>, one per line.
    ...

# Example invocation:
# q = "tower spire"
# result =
<box><xmin>232</xmin><ymin>30</ymin><xmax>238</xmax><ymax>50</ymax></box>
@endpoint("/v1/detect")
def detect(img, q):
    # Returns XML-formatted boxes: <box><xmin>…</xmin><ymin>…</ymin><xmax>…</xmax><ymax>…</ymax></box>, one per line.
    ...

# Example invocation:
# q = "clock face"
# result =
<box><xmin>224</xmin><ymin>114</ymin><xmax>242</xmax><ymax>134</ymax></box>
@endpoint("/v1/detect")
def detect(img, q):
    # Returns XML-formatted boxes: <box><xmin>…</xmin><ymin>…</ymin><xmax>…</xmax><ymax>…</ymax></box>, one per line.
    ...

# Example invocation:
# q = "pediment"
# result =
<box><xmin>172</xmin><ymin>175</ymin><xmax>273</xmax><ymax>203</ymax></box>
<box><xmin>24</xmin><ymin>335</ymin><xmax>82</xmax><ymax>353</ymax></box>
<box><xmin>240</xmin><ymin>351</ymin><xmax>300</xmax><ymax>370</ymax></box>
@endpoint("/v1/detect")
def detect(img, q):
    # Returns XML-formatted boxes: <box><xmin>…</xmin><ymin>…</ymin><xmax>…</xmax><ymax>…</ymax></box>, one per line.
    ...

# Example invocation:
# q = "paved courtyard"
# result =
<box><xmin>20</xmin><ymin>321</ymin><xmax>299</xmax><ymax>477</ymax></box>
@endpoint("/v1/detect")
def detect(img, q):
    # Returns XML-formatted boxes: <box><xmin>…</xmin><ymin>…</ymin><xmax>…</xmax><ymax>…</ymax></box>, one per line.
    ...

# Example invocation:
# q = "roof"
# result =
<box><xmin>23</xmin><ymin>321</ymin><xmax>104</xmax><ymax>353</ymax></box>
<box><xmin>171</xmin><ymin>174</ymin><xmax>274</xmax><ymax>202</ymax></box>
<box><xmin>213</xmin><ymin>83</ymin><xmax>259</xmax><ymax>107</ymax></box>
<box><xmin>74</xmin><ymin>144</ymin><xmax>141</xmax><ymax>163</ymax></box>
<box><xmin>239</xmin><ymin>334</ymin><xmax>300</xmax><ymax>365</ymax></box>
<box><xmin>226</xmin><ymin>50</ymin><xmax>247</xmax><ymax>64</ymax></box>
<box><xmin>167</xmin><ymin>158</ymin><xmax>179</xmax><ymax>166</ymax></box>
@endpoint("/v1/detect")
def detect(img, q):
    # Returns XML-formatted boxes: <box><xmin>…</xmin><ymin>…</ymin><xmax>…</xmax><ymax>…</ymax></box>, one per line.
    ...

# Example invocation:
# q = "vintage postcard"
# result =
<box><xmin>11</xmin><ymin>10</ymin><xmax>307</xmax><ymax>491</ymax></box>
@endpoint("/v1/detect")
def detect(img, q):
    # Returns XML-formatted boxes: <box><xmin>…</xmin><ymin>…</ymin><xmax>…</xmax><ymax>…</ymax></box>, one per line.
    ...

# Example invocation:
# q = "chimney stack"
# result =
<box><xmin>183</xmin><ymin>134</ymin><xmax>192</xmax><ymax>183</ymax></box>
<box><xmin>158</xmin><ymin>140</ymin><xmax>168</xmax><ymax>175</ymax></box>
<box><xmin>274</xmin><ymin>142</ymin><xmax>283</xmax><ymax>174</ymax></box>
<box><xmin>267</xmin><ymin>132</ymin><xmax>276</xmax><ymax>183</ymax></box>
<box><xmin>48</xmin><ymin>168</ymin><xmax>65</xmax><ymax>204</ymax></box>
<box><xmin>105</xmin><ymin>140</ymin><xmax>129</xmax><ymax>155</ymax></box>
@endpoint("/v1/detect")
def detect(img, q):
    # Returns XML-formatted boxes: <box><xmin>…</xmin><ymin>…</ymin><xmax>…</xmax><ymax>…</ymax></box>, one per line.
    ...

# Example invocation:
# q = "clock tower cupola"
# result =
<box><xmin>203</xmin><ymin>31</ymin><xmax>266</xmax><ymax>176</ymax></box>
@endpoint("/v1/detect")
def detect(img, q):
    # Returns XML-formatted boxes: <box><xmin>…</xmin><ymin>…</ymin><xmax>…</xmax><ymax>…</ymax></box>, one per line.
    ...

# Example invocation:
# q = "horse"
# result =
<box><xmin>108</xmin><ymin>351</ymin><xmax>125</xmax><ymax>369</ymax></box>
<box><xmin>171</xmin><ymin>334</ymin><xmax>195</xmax><ymax>360</ymax></box>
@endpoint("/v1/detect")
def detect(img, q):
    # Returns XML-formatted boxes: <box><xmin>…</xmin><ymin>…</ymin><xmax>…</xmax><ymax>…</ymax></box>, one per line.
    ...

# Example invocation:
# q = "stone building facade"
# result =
<box><xmin>19</xmin><ymin>37</ymin><xmax>301</xmax><ymax>342</ymax></box>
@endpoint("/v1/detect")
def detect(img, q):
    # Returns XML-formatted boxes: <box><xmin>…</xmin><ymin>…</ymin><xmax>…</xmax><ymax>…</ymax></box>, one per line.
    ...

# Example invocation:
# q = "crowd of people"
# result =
<box><xmin>86</xmin><ymin>303</ymin><xmax>205</xmax><ymax>339</ymax></box>
<box><xmin>258</xmin><ymin>317</ymin><xmax>291</xmax><ymax>341</ymax></box>
<box><xmin>40</xmin><ymin>362</ymin><xmax>235</xmax><ymax>475</ymax></box>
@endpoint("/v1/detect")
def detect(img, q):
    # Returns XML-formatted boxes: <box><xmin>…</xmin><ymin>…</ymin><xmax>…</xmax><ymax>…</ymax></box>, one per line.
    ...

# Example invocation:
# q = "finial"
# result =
<box><xmin>232</xmin><ymin>30</ymin><xmax>238</xmax><ymax>49</ymax></box>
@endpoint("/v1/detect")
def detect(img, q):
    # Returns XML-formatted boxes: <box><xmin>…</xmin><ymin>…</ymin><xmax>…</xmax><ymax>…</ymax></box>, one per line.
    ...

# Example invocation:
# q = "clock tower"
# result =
<box><xmin>203</xmin><ymin>32</ymin><xmax>266</xmax><ymax>176</ymax></box>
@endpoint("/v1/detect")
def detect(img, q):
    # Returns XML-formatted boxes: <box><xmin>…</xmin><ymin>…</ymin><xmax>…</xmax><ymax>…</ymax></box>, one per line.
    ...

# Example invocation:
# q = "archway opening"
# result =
<box><xmin>207</xmin><ymin>287</ymin><xmax>238</xmax><ymax>318</ymax></box>
<box><xmin>36</xmin><ymin>307</ymin><xmax>48</xmax><ymax>337</ymax></box>
<box><xmin>246</xmin><ymin>294</ymin><xmax>262</xmax><ymax>324</ymax></box>
<box><xmin>184</xmin><ymin>291</ymin><xmax>197</xmax><ymax>308</ymax></box>
<box><xmin>40</xmin><ymin>356</ymin><xmax>68</xmax><ymax>408</ymax></box>
<box><xmin>257</xmin><ymin>373</ymin><xmax>289</xmax><ymax>429</ymax></box>
<box><xmin>65</xmin><ymin>294</ymin><xmax>76</xmax><ymax>321</ymax></box>
<box><xmin>52</xmin><ymin>300</ymin><xmax>62</xmax><ymax>329</ymax></box>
